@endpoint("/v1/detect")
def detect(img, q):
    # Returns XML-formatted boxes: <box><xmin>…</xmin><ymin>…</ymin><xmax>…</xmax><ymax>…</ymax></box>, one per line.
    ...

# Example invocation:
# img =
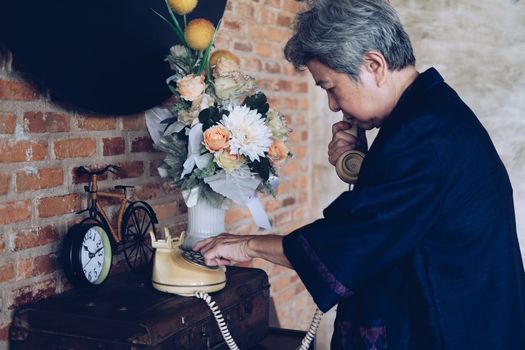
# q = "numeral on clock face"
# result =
<box><xmin>81</xmin><ymin>227</ymin><xmax>106</xmax><ymax>283</ymax></box>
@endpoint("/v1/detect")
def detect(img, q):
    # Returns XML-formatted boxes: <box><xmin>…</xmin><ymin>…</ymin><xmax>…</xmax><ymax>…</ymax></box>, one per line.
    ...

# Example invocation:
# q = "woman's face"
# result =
<box><xmin>306</xmin><ymin>59</ymin><xmax>391</xmax><ymax>130</ymax></box>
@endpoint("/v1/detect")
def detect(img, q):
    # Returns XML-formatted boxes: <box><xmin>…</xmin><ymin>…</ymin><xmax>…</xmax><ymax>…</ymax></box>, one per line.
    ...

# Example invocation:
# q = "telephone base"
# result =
<box><xmin>150</xmin><ymin>231</ymin><xmax>226</xmax><ymax>297</ymax></box>
<box><xmin>152</xmin><ymin>279</ymin><xmax>226</xmax><ymax>297</ymax></box>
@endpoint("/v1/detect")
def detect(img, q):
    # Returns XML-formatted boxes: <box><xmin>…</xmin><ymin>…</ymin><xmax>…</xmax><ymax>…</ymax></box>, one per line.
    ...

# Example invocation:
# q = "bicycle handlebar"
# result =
<box><xmin>76</xmin><ymin>164</ymin><xmax>122</xmax><ymax>177</ymax></box>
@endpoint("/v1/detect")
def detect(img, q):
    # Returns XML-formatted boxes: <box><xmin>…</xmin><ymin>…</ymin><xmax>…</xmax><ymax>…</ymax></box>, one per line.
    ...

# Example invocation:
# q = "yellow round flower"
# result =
<box><xmin>167</xmin><ymin>0</ymin><xmax>198</xmax><ymax>16</ymax></box>
<box><xmin>184</xmin><ymin>18</ymin><xmax>215</xmax><ymax>51</ymax></box>
<box><xmin>210</xmin><ymin>50</ymin><xmax>240</xmax><ymax>66</ymax></box>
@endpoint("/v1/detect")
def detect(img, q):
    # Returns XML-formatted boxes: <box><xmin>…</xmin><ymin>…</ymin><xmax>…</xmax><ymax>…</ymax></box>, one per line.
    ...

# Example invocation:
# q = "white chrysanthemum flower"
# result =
<box><xmin>221</xmin><ymin>106</ymin><xmax>273</xmax><ymax>162</ymax></box>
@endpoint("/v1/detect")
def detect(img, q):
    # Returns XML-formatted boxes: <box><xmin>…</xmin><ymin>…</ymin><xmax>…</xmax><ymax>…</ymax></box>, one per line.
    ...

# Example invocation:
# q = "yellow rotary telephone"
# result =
<box><xmin>150</xmin><ymin>229</ymin><xmax>226</xmax><ymax>296</ymax></box>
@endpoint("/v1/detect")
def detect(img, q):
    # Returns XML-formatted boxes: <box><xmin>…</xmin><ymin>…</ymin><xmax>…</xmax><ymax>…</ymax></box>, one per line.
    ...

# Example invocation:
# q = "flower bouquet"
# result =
<box><xmin>146</xmin><ymin>0</ymin><xmax>292</xmax><ymax>249</ymax></box>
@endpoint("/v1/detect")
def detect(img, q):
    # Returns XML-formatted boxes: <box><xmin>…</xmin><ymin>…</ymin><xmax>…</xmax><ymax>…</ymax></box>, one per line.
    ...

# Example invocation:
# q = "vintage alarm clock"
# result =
<box><xmin>61</xmin><ymin>222</ymin><xmax>113</xmax><ymax>286</ymax></box>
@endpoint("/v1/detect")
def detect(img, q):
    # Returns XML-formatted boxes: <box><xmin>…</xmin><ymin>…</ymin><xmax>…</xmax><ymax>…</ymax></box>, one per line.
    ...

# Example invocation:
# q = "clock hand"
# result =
<box><xmin>83</xmin><ymin>244</ymin><xmax>94</xmax><ymax>254</ymax></box>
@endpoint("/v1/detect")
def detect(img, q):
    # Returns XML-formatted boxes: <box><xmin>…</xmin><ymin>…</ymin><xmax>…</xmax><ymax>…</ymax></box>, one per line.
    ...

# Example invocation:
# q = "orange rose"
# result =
<box><xmin>267</xmin><ymin>140</ymin><xmax>288</xmax><ymax>164</ymax></box>
<box><xmin>176</xmin><ymin>74</ymin><xmax>206</xmax><ymax>101</ymax></box>
<box><xmin>203</xmin><ymin>125</ymin><xmax>230</xmax><ymax>152</ymax></box>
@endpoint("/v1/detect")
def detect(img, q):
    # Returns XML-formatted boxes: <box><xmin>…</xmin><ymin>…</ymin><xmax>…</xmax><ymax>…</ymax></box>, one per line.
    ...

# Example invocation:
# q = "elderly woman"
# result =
<box><xmin>194</xmin><ymin>0</ymin><xmax>525</xmax><ymax>348</ymax></box>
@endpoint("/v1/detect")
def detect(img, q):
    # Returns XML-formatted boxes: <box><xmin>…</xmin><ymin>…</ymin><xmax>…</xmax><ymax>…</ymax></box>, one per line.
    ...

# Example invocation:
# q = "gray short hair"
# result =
<box><xmin>284</xmin><ymin>0</ymin><xmax>416</xmax><ymax>80</ymax></box>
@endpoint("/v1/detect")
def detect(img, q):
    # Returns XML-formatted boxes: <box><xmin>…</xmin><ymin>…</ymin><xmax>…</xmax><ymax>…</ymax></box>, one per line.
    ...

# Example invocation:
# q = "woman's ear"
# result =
<box><xmin>362</xmin><ymin>51</ymin><xmax>388</xmax><ymax>87</ymax></box>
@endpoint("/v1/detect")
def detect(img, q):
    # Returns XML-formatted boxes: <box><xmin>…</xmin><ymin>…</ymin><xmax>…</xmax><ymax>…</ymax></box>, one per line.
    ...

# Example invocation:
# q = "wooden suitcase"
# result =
<box><xmin>10</xmin><ymin>267</ymin><xmax>270</xmax><ymax>349</ymax></box>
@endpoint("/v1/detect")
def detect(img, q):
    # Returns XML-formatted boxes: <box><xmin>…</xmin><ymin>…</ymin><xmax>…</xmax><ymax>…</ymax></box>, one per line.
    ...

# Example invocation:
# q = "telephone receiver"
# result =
<box><xmin>335</xmin><ymin>122</ymin><xmax>366</xmax><ymax>184</ymax></box>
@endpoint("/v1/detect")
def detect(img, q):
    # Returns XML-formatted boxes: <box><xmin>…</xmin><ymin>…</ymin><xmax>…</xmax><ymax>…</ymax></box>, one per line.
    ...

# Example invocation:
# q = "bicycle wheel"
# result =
<box><xmin>121</xmin><ymin>203</ymin><xmax>156</xmax><ymax>273</ymax></box>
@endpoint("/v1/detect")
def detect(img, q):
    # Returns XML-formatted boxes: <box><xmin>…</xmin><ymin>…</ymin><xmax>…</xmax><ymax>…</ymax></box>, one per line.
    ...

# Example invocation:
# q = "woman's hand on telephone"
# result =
<box><xmin>193</xmin><ymin>233</ymin><xmax>254</xmax><ymax>266</ymax></box>
<box><xmin>328</xmin><ymin>121</ymin><xmax>358</xmax><ymax>166</ymax></box>
<box><xmin>193</xmin><ymin>234</ymin><xmax>292</xmax><ymax>268</ymax></box>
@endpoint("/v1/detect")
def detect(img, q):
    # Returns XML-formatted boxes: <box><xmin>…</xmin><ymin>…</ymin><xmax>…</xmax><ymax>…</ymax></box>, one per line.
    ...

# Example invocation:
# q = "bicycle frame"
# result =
<box><xmin>87</xmin><ymin>174</ymin><xmax>128</xmax><ymax>243</ymax></box>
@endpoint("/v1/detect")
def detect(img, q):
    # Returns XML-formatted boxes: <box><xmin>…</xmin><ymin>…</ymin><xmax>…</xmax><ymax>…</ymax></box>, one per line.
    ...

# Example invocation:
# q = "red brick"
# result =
<box><xmin>282</xmin><ymin>197</ymin><xmax>296</xmax><ymax>207</ymax></box>
<box><xmin>235</xmin><ymin>2</ymin><xmax>255</xmax><ymax>18</ymax></box>
<box><xmin>23</xmin><ymin>112</ymin><xmax>69</xmax><ymax>133</ymax></box>
<box><xmin>265</xmin><ymin>62</ymin><xmax>281</xmax><ymax>74</ymax></box>
<box><xmin>264</xmin><ymin>199</ymin><xmax>281</xmax><ymax>213</ymax></box>
<box><xmin>255</xmin><ymin>43</ymin><xmax>274</xmax><ymax>58</ymax></box>
<box><xmin>0</xmin><ymin>200</ymin><xmax>31</xmax><ymax>224</ymax></box>
<box><xmin>38</xmin><ymin>194</ymin><xmax>81</xmax><ymax>218</ymax></box>
<box><xmin>233</xmin><ymin>42</ymin><xmax>252</xmax><ymax>52</ymax></box>
<box><xmin>131</xmin><ymin>183</ymin><xmax>161</xmax><ymax>201</ymax></box>
<box><xmin>247</xmin><ymin>23</ymin><xmax>266</xmax><ymax>40</ymax></box>
<box><xmin>103</xmin><ymin>137</ymin><xmax>125</xmax><ymax>156</ymax></box>
<box><xmin>33</xmin><ymin>255</ymin><xmax>57</xmax><ymax>276</ymax></box>
<box><xmin>53</xmin><ymin>138</ymin><xmax>96</xmax><ymax>159</ymax></box>
<box><xmin>0</xmin><ymin>173</ymin><xmax>9</xmax><ymax>195</ymax></box>
<box><xmin>76</xmin><ymin>115</ymin><xmax>116</xmax><ymax>131</ymax></box>
<box><xmin>223</xmin><ymin>19</ymin><xmax>241</xmax><ymax>31</ymax></box>
<box><xmin>241</xmin><ymin>57</ymin><xmax>262</xmax><ymax>72</ymax></box>
<box><xmin>294</xmin><ymin>82</ymin><xmax>308</xmax><ymax>93</ymax></box>
<box><xmin>277</xmin><ymin>80</ymin><xmax>293</xmax><ymax>91</ymax></box>
<box><xmin>0</xmin><ymin>80</ymin><xmax>38</xmax><ymax>100</ymax></box>
<box><xmin>0</xmin><ymin>323</ymin><xmax>9</xmax><ymax>342</ymax></box>
<box><xmin>17</xmin><ymin>258</ymin><xmax>33</xmax><ymax>279</ymax></box>
<box><xmin>0</xmin><ymin>262</ymin><xmax>15</xmax><ymax>283</ymax></box>
<box><xmin>0</xmin><ymin>112</ymin><xmax>16</xmax><ymax>133</ymax></box>
<box><xmin>15</xmin><ymin>167</ymin><xmax>63</xmax><ymax>192</ymax></box>
<box><xmin>266</xmin><ymin>27</ymin><xmax>291</xmax><ymax>44</ymax></box>
<box><xmin>121</xmin><ymin>113</ymin><xmax>146</xmax><ymax>130</ymax></box>
<box><xmin>283</xmin><ymin>0</ymin><xmax>304</xmax><ymax>13</ymax></box>
<box><xmin>113</xmin><ymin>161</ymin><xmax>144</xmax><ymax>179</ymax></box>
<box><xmin>225</xmin><ymin>207</ymin><xmax>251</xmax><ymax>225</ymax></box>
<box><xmin>152</xmin><ymin>201</ymin><xmax>179</xmax><ymax>221</ymax></box>
<box><xmin>277</xmin><ymin>14</ymin><xmax>293</xmax><ymax>27</ymax></box>
<box><xmin>0</xmin><ymin>140</ymin><xmax>48</xmax><ymax>163</ymax></box>
<box><xmin>72</xmin><ymin>166</ymin><xmax>108</xmax><ymax>184</ymax></box>
<box><xmin>14</xmin><ymin>225</ymin><xmax>59</xmax><ymax>251</ymax></box>
<box><xmin>265</xmin><ymin>0</ymin><xmax>281</xmax><ymax>9</ymax></box>
<box><xmin>131</xmin><ymin>136</ymin><xmax>154</xmax><ymax>153</ymax></box>
<box><xmin>9</xmin><ymin>278</ymin><xmax>57</xmax><ymax>309</ymax></box>
<box><xmin>260</xmin><ymin>9</ymin><xmax>278</xmax><ymax>24</ymax></box>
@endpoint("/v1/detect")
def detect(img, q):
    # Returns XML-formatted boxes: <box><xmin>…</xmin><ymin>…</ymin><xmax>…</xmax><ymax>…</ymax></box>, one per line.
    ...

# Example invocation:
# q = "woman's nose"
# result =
<box><xmin>328</xmin><ymin>94</ymin><xmax>340</xmax><ymax>112</ymax></box>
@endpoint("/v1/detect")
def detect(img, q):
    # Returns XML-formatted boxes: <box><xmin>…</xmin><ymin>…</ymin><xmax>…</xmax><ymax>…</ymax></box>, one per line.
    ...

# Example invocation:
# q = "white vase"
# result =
<box><xmin>181</xmin><ymin>197</ymin><xmax>226</xmax><ymax>250</ymax></box>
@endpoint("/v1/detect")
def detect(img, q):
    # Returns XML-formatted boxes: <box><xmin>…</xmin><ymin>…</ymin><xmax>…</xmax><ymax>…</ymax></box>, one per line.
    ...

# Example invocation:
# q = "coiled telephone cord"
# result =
<box><xmin>298</xmin><ymin>307</ymin><xmax>323</xmax><ymax>350</ymax></box>
<box><xmin>195</xmin><ymin>291</ymin><xmax>240</xmax><ymax>350</ymax></box>
<box><xmin>195</xmin><ymin>291</ymin><xmax>323</xmax><ymax>350</ymax></box>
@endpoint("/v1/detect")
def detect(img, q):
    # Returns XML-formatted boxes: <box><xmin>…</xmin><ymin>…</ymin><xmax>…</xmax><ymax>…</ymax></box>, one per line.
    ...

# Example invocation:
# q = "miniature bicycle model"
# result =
<box><xmin>62</xmin><ymin>164</ymin><xmax>158</xmax><ymax>286</ymax></box>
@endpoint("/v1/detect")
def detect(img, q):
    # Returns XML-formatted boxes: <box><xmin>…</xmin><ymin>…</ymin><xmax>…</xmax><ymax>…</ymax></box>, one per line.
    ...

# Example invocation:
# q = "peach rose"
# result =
<box><xmin>203</xmin><ymin>125</ymin><xmax>230</xmax><ymax>152</ymax></box>
<box><xmin>267</xmin><ymin>139</ymin><xmax>288</xmax><ymax>164</ymax></box>
<box><xmin>214</xmin><ymin>149</ymin><xmax>245</xmax><ymax>172</ymax></box>
<box><xmin>176</xmin><ymin>74</ymin><xmax>206</xmax><ymax>101</ymax></box>
<box><xmin>213</xmin><ymin>57</ymin><xmax>241</xmax><ymax>78</ymax></box>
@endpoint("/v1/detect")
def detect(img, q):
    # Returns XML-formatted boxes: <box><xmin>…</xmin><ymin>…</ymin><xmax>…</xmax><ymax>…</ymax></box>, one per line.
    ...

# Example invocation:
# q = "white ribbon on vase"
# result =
<box><xmin>204</xmin><ymin>168</ymin><xmax>272</xmax><ymax>230</ymax></box>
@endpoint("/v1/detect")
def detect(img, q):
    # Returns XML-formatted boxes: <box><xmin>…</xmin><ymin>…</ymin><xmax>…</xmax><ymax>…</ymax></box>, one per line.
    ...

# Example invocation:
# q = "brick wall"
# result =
<box><xmin>0</xmin><ymin>0</ymin><xmax>315</xmax><ymax>348</ymax></box>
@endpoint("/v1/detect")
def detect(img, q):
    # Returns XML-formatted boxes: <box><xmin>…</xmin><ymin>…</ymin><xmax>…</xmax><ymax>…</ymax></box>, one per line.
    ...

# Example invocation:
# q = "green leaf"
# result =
<box><xmin>249</xmin><ymin>157</ymin><xmax>271</xmax><ymax>181</ymax></box>
<box><xmin>151</xmin><ymin>9</ymin><xmax>186</xmax><ymax>46</ymax></box>
<box><xmin>243</xmin><ymin>92</ymin><xmax>270</xmax><ymax>118</ymax></box>
<box><xmin>198</xmin><ymin>106</ymin><xmax>222</xmax><ymax>131</ymax></box>
<box><xmin>197</xmin><ymin>18</ymin><xmax>222</xmax><ymax>75</ymax></box>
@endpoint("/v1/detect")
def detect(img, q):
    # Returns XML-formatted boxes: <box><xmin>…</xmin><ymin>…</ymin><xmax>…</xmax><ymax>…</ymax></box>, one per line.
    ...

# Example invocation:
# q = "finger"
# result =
<box><xmin>332</xmin><ymin>121</ymin><xmax>351</xmax><ymax>135</ymax></box>
<box><xmin>328</xmin><ymin>137</ymin><xmax>356</xmax><ymax>152</ymax></box>
<box><xmin>329</xmin><ymin>146</ymin><xmax>356</xmax><ymax>165</ymax></box>
<box><xmin>192</xmin><ymin>237</ymin><xmax>214</xmax><ymax>251</ymax></box>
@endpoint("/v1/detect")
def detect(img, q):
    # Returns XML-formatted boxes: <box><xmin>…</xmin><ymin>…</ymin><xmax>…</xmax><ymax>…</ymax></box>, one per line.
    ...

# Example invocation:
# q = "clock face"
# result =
<box><xmin>81</xmin><ymin>227</ymin><xmax>106</xmax><ymax>284</ymax></box>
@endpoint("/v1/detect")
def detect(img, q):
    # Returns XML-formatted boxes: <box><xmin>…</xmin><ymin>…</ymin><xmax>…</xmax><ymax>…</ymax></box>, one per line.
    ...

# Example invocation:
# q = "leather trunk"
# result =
<box><xmin>10</xmin><ymin>267</ymin><xmax>270</xmax><ymax>350</ymax></box>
